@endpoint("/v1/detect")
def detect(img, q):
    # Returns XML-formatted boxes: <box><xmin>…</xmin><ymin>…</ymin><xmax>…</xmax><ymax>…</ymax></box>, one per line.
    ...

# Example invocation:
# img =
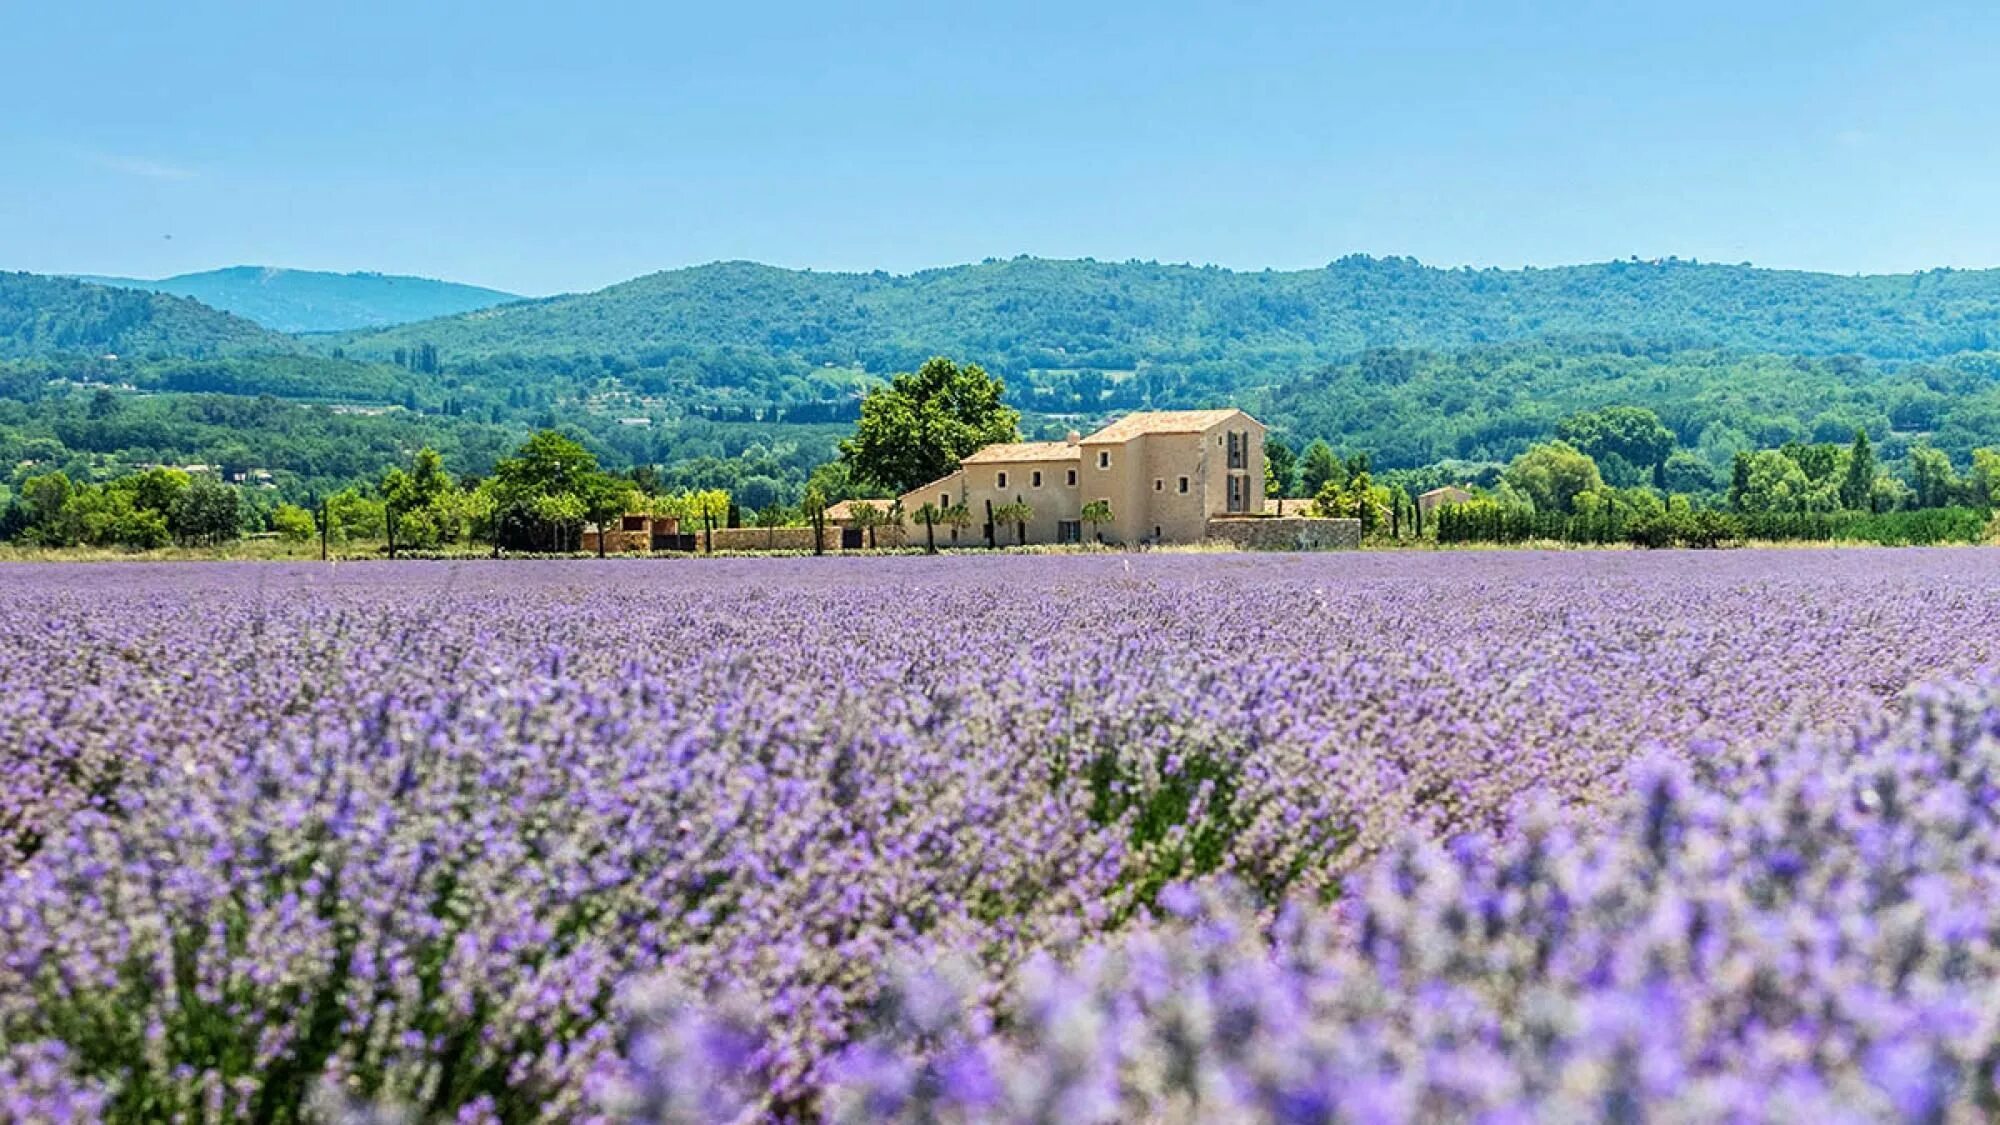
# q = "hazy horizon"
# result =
<box><xmin>46</xmin><ymin>250</ymin><xmax>2000</xmax><ymax>304</ymax></box>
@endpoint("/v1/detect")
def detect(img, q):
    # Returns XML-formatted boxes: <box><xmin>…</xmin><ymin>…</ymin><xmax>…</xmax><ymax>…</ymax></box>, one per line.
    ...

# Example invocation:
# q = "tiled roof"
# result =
<box><xmin>960</xmin><ymin>441</ymin><xmax>1082</xmax><ymax>465</ymax></box>
<box><xmin>823</xmin><ymin>499</ymin><xmax>892</xmax><ymax>523</ymax></box>
<box><xmin>1081</xmin><ymin>409</ymin><xmax>1248</xmax><ymax>443</ymax></box>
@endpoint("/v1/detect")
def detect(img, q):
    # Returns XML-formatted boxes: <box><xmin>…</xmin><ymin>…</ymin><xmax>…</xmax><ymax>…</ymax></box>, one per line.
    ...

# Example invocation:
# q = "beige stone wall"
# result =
<box><xmin>581</xmin><ymin>528</ymin><xmax>653</xmax><ymax>554</ymax></box>
<box><xmin>897</xmin><ymin>471</ymin><xmax>967</xmax><ymax>516</ymax></box>
<box><xmin>1080</xmin><ymin>435</ymin><xmax>1147</xmax><ymax>544</ymax></box>
<box><xmin>1206</xmin><ymin>516</ymin><xmax>1360</xmax><ymax>551</ymax></box>
<box><xmin>708</xmin><ymin>527</ymin><xmax>832</xmax><ymax>552</ymax></box>
<box><xmin>1141</xmin><ymin>432</ymin><xmax>1211</xmax><ymax>543</ymax></box>
<box><xmin>957</xmin><ymin>457</ymin><xmax>1082</xmax><ymax>546</ymax></box>
<box><xmin>1200</xmin><ymin>417</ymin><xmax>1266</xmax><ymax>524</ymax></box>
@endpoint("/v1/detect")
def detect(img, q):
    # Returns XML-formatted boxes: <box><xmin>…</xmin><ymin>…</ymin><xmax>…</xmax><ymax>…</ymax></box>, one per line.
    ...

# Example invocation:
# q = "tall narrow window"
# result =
<box><xmin>1097</xmin><ymin>451</ymin><xmax>1111</xmax><ymax>469</ymax></box>
<box><xmin>1032</xmin><ymin>470</ymin><xmax>1043</xmax><ymax>488</ymax></box>
<box><xmin>1178</xmin><ymin>476</ymin><xmax>1189</xmax><ymax>494</ymax></box>
<box><xmin>1067</xmin><ymin>469</ymin><xmax>1077</xmax><ymax>486</ymax></box>
<box><xmin>997</xmin><ymin>471</ymin><xmax>1008</xmax><ymax>489</ymax></box>
<box><xmin>1154</xmin><ymin>478</ymin><xmax>1164</xmax><ymax>491</ymax></box>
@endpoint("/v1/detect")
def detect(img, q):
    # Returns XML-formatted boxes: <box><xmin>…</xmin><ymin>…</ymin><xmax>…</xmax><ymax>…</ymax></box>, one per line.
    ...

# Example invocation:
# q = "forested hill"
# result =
<box><xmin>0</xmin><ymin>273</ymin><xmax>288</xmax><ymax>360</ymax></box>
<box><xmin>333</xmin><ymin>256</ymin><xmax>2000</xmax><ymax>374</ymax></box>
<box><xmin>77</xmin><ymin>266</ymin><xmax>520</xmax><ymax>333</ymax></box>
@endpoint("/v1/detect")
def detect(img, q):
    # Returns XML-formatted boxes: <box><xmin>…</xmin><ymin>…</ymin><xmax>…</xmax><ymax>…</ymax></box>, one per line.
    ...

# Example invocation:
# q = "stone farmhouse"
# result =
<box><xmin>892</xmin><ymin>409</ymin><xmax>1268</xmax><ymax>546</ymax></box>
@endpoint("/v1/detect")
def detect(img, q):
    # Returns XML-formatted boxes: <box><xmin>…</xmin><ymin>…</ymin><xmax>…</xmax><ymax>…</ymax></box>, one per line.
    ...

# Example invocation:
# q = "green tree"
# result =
<box><xmin>838</xmin><ymin>357</ymin><xmax>1020</xmax><ymax>493</ymax></box>
<box><xmin>994</xmin><ymin>498</ymin><xmax>1034</xmax><ymax>546</ymax></box>
<box><xmin>131</xmin><ymin>467</ymin><xmax>192</xmax><ymax>520</ymax></box>
<box><xmin>1839</xmin><ymin>429</ymin><xmax>1876</xmax><ymax>511</ymax></box>
<box><xmin>1909</xmin><ymin>445</ymin><xmax>1960</xmax><ymax>509</ymax></box>
<box><xmin>1504</xmin><ymin>441</ymin><xmax>1604</xmax><ymax>515</ymax></box>
<box><xmin>753</xmin><ymin>501</ymin><xmax>790</xmax><ymax>549</ymax></box>
<box><xmin>71</xmin><ymin>484</ymin><xmax>169</xmax><ymax>549</ymax></box>
<box><xmin>801</xmin><ymin>486</ymin><xmax>829</xmax><ymax>556</ymax></box>
<box><xmin>1736</xmin><ymin>450</ymin><xmax>1813</xmax><ymax>514</ymax></box>
<box><xmin>684</xmin><ymin>488</ymin><xmax>730</xmax><ymax>553</ymax></box>
<box><xmin>913</xmin><ymin>501</ymin><xmax>941</xmax><ymax>554</ymax></box>
<box><xmin>271</xmin><ymin>503</ymin><xmax>317</xmax><ymax>544</ymax></box>
<box><xmin>582</xmin><ymin>473</ymin><xmax>638</xmax><ymax>558</ymax></box>
<box><xmin>1661</xmin><ymin>450</ymin><xmax>1718</xmax><ymax>495</ymax></box>
<box><xmin>487</xmin><ymin>431</ymin><xmax>602</xmax><ymax>551</ymax></box>
<box><xmin>1299</xmin><ymin>440</ymin><xmax>1344</xmax><ymax>498</ymax></box>
<box><xmin>19</xmin><ymin>472</ymin><xmax>78</xmax><ymax>547</ymax></box>
<box><xmin>1080</xmin><ymin>498</ymin><xmax>1112</xmax><ymax>542</ymax></box>
<box><xmin>381</xmin><ymin>448</ymin><xmax>460</xmax><ymax>557</ymax></box>
<box><xmin>849</xmin><ymin>501</ymin><xmax>885</xmax><ymax>549</ymax></box>
<box><xmin>171</xmin><ymin>476</ymin><xmax>243</xmax><ymax>546</ymax></box>
<box><xmin>1557</xmin><ymin>406</ymin><xmax>1675</xmax><ymax>486</ymax></box>
<box><xmin>1264</xmin><ymin>437</ymin><xmax>1298</xmax><ymax>499</ymax></box>
<box><xmin>325</xmin><ymin>488</ymin><xmax>385</xmax><ymax>545</ymax></box>
<box><xmin>379</xmin><ymin>467</ymin><xmax>415</xmax><ymax>558</ymax></box>
<box><xmin>942</xmin><ymin>502</ymin><xmax>973</xmax><ymax>545</ymax></box>
<box><xmin>1970</xmin><ymin>448</ymin><xmax>2000</xmax><ymax>509</ymax></box>
<box><xmin>1312</xmin><ymin>472</ymin><xmax>1389</xmax><ymax>534</ymax></box>
<box><xmin>884</xmin><ymin>498</ymin><xmax>906</xmax><ymax>548</ymax></box>
<box><xmin>804</xmin><ymin>460</ymin><xmax>857</xmax><ymax>506</ymax></box>
<box><xmin>1729</xmin><ymin>451</ymin><xmax>1753</xmax><ymax>512</ymax></box>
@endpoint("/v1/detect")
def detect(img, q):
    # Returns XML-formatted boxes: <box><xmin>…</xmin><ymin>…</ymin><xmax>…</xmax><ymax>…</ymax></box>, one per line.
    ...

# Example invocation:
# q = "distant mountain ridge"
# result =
<box><xmin>0</xmin><ymin>273</ymin><xmax>288</xmax><ymax>360</ymax></box>
<box><xmin>76</xmin><ymin>266</ymin><xmax>519</xmax><ymax>333</ymax></box>
<box><xmin>331</xmin><ymin>256</ymin><xmax>2000</xmax><ymax>376</ymax></box>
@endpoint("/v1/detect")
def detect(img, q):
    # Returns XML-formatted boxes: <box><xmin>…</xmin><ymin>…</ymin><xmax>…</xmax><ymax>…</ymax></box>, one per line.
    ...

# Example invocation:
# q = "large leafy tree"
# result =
<box><xmin>485</xmin><ymin>431</ymin><xmax>604</xmax><ymax>551</ymax></box>
<box><xmin>839</xmin><ymin>357</ymin><xmax>1019</xmax><ymax>494</ymax></box>
<box><xmin>1299</xmin><ymin>440</ymin><xmax>1344</xmax><ymax>498</ymax></box>
<box><xmin>171</xmin><ymin>476</ymin><xmax>243</xmax><ymax>546</ymax></box>
<box><xmin>1556</xmin><ymin>406</ymin><xmax>1676</xmax><ymax>486</ymax></box>
<box><xmin>1504</xmin><ymin>441</ymin><xmax>1604</xmax><ymax>515</ymax></box>
<box><xmin>1908</xmin><ymin>445</ymin><xmax>1962</xmax><ymax>509</ymax></box>
<box><xmin>1736</xmin><ymin>449</ymin><xmax>1817</xmax><ymax>513</ymax></box>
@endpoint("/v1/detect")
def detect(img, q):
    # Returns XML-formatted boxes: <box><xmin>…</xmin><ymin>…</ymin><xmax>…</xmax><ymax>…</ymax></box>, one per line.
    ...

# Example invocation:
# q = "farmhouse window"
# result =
<box><xmin>1178</xmin><ymin>476</ymin><xmax>1189</xmax><ymax>494</ymax></box>
<box><xmin>1032</xmin><ymin>470</ymin><xmax>1043</xmax><ymax>488</ymax></box>
<box><xmin>1067</xmin><ymin>469</ymin><xmax>1078</xmax><ymax>486</ymax></box>
<box><xmin>1097</xmin><ymin>451</ymin><xmax>1110</xmax><ymax>469</ymax></box>
<box><xmin>1154</xmin><ymin>478</ymin><xmax>1164</xmax><ymax>491</ymax></box>
<box><xmin>997</xmin><ymin>471</ymin><xmax>1008</xmax><ymax>488</ymax></box>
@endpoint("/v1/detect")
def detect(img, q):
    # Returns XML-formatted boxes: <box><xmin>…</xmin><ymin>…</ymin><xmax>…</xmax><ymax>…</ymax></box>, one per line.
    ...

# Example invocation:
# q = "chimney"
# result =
<box><xmin>1066</xmin><ymin>429</ymin><xmax>1081</xmax><ymax>445</ymax></box>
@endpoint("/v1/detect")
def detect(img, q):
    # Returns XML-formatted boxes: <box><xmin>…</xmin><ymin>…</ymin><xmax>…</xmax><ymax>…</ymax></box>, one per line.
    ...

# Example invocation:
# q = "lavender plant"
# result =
<box><xmin>3</xmin><ymin>550</ymin><xmax>1998</xmax><ymax>1121</ymax></box>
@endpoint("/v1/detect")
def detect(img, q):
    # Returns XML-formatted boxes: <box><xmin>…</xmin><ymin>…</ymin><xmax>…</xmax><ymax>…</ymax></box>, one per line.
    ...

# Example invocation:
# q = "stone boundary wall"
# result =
<box><xmin>708</xmin><ymin>527</ymin><xmax>831</xmax><ymax>552</ymax></box>
<box><xmin>1205</xmin><ymin>516</ymin><xmax>1362</xmax><ymax>551</ymax></box>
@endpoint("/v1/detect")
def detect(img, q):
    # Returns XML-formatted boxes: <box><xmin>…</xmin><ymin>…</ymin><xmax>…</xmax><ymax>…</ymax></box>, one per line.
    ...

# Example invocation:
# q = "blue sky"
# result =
<box><xmin>3</xmin><ymin>0</ymin><xmax>1996</xmax><ymax>295</ymax></box>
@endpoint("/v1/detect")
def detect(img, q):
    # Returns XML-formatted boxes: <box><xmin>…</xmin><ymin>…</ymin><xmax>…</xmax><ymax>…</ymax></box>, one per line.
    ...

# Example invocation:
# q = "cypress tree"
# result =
<box><xmin>1839</xmin><ymin>429</ymin><xmax>1875</xmax><ymax>511</ymax></box>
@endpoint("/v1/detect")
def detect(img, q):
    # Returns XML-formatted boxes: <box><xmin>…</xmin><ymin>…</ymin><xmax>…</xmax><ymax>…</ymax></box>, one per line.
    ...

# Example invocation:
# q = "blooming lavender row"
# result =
<box><xmin>778</xmin><ymin>674</ymin><xmax>2000</xmax><ymax>1122</ymax></box>
<box><xmin>3</xmin><ymin>550</ymin><xmax>1998</xmax><ymax>1120</ymax></box>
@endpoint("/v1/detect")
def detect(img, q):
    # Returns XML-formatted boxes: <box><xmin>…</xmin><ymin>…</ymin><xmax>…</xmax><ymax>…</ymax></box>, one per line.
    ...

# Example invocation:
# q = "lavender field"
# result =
<box><xmin>6</xmin><ymin>550</ymin><xmax>2000</xmax><ymax>1122</ymax></box>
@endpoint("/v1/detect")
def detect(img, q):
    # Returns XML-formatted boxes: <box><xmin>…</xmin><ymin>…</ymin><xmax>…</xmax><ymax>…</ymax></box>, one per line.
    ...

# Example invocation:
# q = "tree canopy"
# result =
<box><xmin>838</xmin><ymin>357</ymin><xmax>1019</xmax><ymax>493</ymax></box>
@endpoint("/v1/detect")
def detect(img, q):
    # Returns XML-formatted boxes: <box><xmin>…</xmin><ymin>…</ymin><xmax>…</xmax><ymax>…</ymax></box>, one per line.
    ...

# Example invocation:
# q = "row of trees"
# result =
<box><xmin>1401</xmin><ymin>414</ymin><xmax>2000</xmax><ymax>547</ymax></box>
<box><xmin>3</xmin><ymin>466</ymin><xmax>248</xmax><ymax>549</ymax></box>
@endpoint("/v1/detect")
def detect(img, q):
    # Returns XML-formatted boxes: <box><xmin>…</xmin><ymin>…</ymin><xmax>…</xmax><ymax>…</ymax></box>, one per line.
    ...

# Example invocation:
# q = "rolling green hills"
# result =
<box><xmin>0</xmin><ymin>273</ymin><xmax>288</xmax><ymax>360</ymax></box>
<box><xmin>334</xmin><ymin>256</ymin><xmax>2000</xmax><ymax>380</ymax></box>
<box><xmin>6</xmin><ymin>257</ymin><xmax>2000</xmax><ymax>503</ymax></box>
<box><xmin>77</xmin><ymin>266</ymin><xmax>520</xmax><ymax>333</ymax></box>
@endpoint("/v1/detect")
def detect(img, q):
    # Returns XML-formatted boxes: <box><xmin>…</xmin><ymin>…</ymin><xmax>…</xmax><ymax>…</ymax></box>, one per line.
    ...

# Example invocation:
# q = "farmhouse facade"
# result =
<box><xmin>897</xmin><ymin>409</ymin><xmax>1268</xmax><ymax>546</ymax></box>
